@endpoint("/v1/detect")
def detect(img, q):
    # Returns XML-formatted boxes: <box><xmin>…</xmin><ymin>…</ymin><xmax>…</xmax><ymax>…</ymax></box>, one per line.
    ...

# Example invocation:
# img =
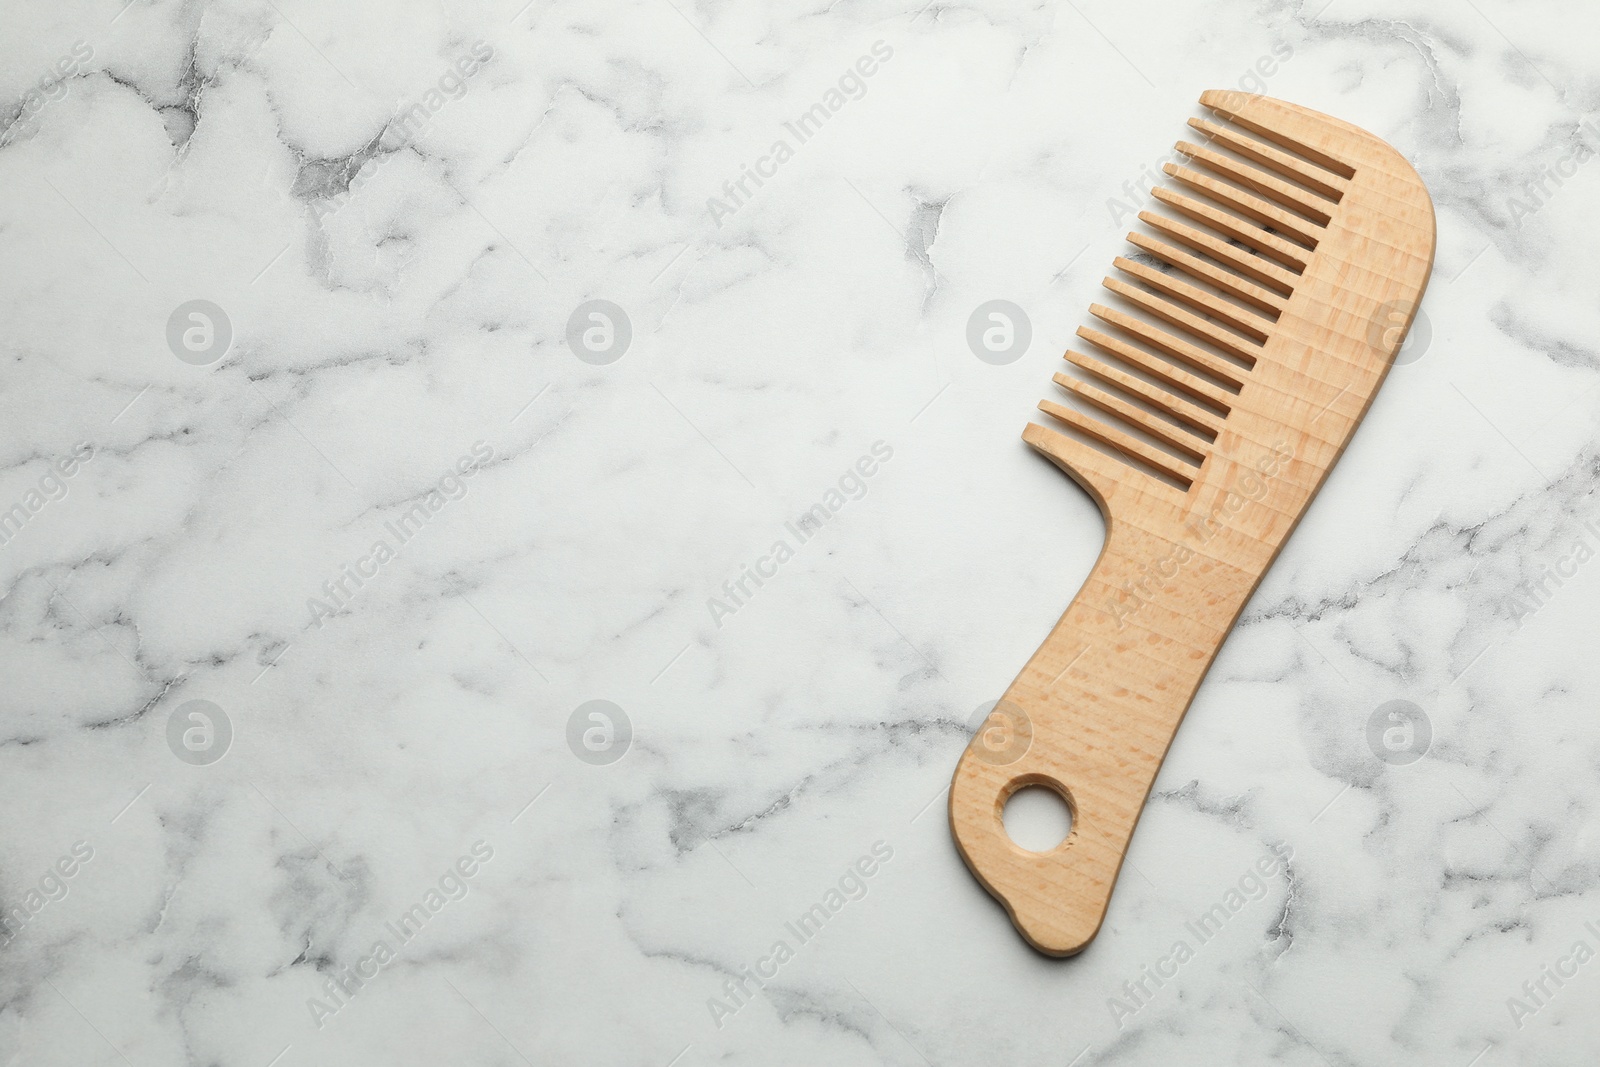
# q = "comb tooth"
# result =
<box><xmin>1090</xmin><ymin>303</ymin><xmax>1248</xmax><ymax>388</ymax></box>
<box><xmin>1076</xmin><ymin>325</ymin><xmax>1235</xmax><ymax>410</ymax></box>
<box><xmin>1038</xmin><ymin>399</ymin><xmax>1197</xmax><ymax>486</ymax></box>
<box><xmin>1102</xmin><ymin>278</ymin><xmax>1262</xmax><ymax>366</ymax></box>
<box><xmin>1125</xmin><ymin>231</ymin><xmax>1286</xmax><ymax>315</ymax></box>
<box><xmin>1188</xmin><ymin>118</ymin><xmax>1347</xmax><ymax>201</ymax></box>
<box><xmin>1064</xmin><ymin>350</ymin><xmax>1225</xmax><ymax>436</ymax></box>
<box><xmin>1200</xmin><ymin>89</ymin><xmax>1356</xmax><ymax>179</ymax></box>
<box><xmin>1139</xmin><ymin>211</ymin><xmax>1299</xmax><ymax>294</ymax></box>
<box><xmin>1113</xmin><ymin>256</ymin><xmax>1275</xmax><ymax>341</ymax></box>
<box><xmin>1150</xmin><ymin>188</ymin><xmax>1309</xmax><ymax>272</ymax></box>
<box><xmin>1162</xmin><ymin>163</ymin><xmax>1323</xmax><ymax>247</ymax></box>
<box><xmin>1053</xmin><ymin>372</ymin><xmax>1210</xmax><ymax>461</ymax></box>
<box><xmin>1173</xmin><ymin>140</ymin><xmax>1332</xmax><ymax>224</ymax></box>
<box><xmin>1138</xmin><ymin>211</ymin><xmax>1298</xmax><ymax>294</ymax></box>
<box><xmin>1023</xmin><ymin>422</ymin><xmax>1176</xmax><ymax>503</ymax></box>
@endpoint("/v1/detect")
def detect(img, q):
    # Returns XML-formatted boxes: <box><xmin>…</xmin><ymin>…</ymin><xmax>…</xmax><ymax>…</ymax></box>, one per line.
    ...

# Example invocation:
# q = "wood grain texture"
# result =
<box><xmin>949</xmin><ymin>91</ymin><xmax>1436</xmax><ymax>957</ymax></box>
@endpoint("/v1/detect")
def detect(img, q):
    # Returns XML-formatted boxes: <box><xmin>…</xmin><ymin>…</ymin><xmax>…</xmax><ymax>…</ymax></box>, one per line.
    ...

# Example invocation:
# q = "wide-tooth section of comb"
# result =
<box><xmin>1173</xmin><ymin>140</ymin><xmax>1333</xmax><ymax>224</ymax></box>
<box><xmin>1150</xmin><ymin>187</ymin><xmax>1310</xmax><ymax>271</ymax></box>
<box><xmin>1052</xmin><ymin>373</ymin><xmax>1209</xmax><ymax>462</ymax></box>
<box><xmin>1038</xmin><ymin>398</ymin><xmax>1196</xmax><ymax>486</ymax></box>
<box><xmin>1162</xmin><ymin>163</ymin><xmax>1323</xmax><ymax>247</ymax></box>
<box><xmin>1064</xmin><ymin>350</ymin><xmax>1224</xmax><ymax>437</ymax></box>
<box><xmin>1138</xmin><ymin>210</ymin><xmax>1298</xmax><ymax>294</ymax></box>
<box><xmin>1187</xmin><ymin>117</ymin><xmax>1348</xmax><ymax>200</ymax></box>
<box><xmin>1124</xmin><ymin>231</ymin><xmax>1287</xmax><ymax>316</ymax></box>
<box><xmin>1075</xmin><ymin>326</ymin><xmax>1235</xmax><ymax>411</ymax></box>
<box><xmin>1100</xmin><ymin>278</ymin><xmax>1263</xmax><ymax>367</ymax></box>
<box><xmin>1112</xmin><ymin>256</ymin><xmax>1275</xmax><ymax>341</ymax></box>
<box><xmin>1030</xmin><ymin>89</ymin><xmax>1405</xmax><ymax>503</ymax></box>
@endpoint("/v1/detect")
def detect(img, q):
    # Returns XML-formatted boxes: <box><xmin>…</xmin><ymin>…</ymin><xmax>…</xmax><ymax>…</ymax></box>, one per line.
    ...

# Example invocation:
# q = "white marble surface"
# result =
<box><xmin>3</xmin><ymin>0</ymin><xmax>1600</xmax><ymax>1063</ymax></box>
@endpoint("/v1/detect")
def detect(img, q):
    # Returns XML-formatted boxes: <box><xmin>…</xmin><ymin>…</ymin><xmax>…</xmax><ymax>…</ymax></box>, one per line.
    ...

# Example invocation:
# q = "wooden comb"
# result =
<box><xmin>949</xmin><ymin>91</ymin><xmax>1435</xmax><ymax>956</ymax></box>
